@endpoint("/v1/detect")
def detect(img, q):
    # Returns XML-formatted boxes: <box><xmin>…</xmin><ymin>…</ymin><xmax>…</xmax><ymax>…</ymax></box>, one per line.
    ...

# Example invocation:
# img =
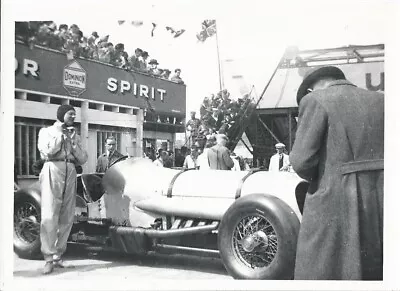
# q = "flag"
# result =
<box><xmin>145</xmin><ymin>97</ymin><xmax>155</xmax><ymax>112</ymax></box>
<box><xmin>166</xmin><ymin>26</ymin><xmax>186</xmax><ymax>38</ymax></box>
<box><xmin>196</xmin><ymin>20</ymin><xmax>217</xmax><ymax>42</ymax></box>
<box><xmin>117</xmin><ymin>20</ymin><xmax>125</xmax><ymax>25</ymax></box>
<box><xmin>131</xmin><ymin>21</ymin><xmax>144</xmax><ymax>27</ymax></box>
<box><xmin>151</xmin><ymin>23</ymin><xmax>157</xmax><ymax>37</ymax></box>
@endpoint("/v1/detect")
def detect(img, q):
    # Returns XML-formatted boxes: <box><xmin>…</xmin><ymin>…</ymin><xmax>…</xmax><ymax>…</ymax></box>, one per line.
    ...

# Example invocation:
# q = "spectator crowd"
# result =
<box><xmin>168</xmin><ymin>87</ymin><xmax>256</xmax><ymax>172</ymax></box>
<box><xmin>145</xmin><ymin>141</ymin><xmax>251</xmax><ymax>171</ymax></box>
<box><xmin>186</xmin><ymin>88</ymin><xmax>254</xmax><ymax>150</ymax></box>
<box><xmin>15</xmin><ymin>21</ymin><xmax>184</xmax><ymax>84</ymax></box>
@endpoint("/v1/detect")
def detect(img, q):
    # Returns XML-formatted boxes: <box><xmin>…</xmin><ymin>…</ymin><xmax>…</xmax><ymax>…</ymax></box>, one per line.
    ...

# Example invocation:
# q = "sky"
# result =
<box><xmin>42</xmin><ymin>0</ymin><xmax>393</xmax><ymax>115</ymax></box>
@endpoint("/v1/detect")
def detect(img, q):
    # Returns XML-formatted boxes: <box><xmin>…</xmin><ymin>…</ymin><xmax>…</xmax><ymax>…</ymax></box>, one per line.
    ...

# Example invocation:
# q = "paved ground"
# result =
<box><xmin>12</xmin><ymin>243</ymin><xmax>231</xmax><ymax>290</ymax></box>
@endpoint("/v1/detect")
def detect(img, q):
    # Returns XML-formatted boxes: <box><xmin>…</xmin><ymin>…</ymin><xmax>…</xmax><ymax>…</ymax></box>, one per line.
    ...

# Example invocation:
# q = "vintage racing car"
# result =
<box><xmin>14</xmin><ymin>157</ymin><xmax>308</xmax><ymax>280</ymax></box>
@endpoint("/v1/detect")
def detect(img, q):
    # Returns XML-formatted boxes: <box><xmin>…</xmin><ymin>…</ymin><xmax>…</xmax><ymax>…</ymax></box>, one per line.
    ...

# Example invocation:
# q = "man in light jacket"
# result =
<box><xmin>207</xmin><ymin>134</ymin><xmax>234</xmax><ymax>170</ymax></box>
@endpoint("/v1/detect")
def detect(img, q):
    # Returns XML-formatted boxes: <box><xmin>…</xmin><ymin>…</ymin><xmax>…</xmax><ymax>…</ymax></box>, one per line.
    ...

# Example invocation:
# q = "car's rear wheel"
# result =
<box><xmin>218</xmin><ymin>193</ymin><xmax>300</xmax><ymax>280</ymax></box>
<box><xmin>14</xmin><ymin>195</ymin><xmax>42</xmax><ymax>259</ymax></box>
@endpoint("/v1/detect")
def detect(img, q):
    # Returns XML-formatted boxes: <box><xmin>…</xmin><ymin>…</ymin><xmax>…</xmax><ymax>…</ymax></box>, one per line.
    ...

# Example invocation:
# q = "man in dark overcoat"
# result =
<box><xmin>96</xmin><ymin>136</ymin><xmax>124</xmax><ymax>173</ymax></box>
<box><xmin>289</xmin><ymin>66</ymin><xmax>384</xmax><ymax>280</ymax></box>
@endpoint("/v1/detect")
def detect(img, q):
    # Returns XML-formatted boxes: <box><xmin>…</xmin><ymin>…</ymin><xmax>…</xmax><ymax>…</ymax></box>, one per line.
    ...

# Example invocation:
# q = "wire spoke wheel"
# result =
<box><xmin>14</xmin><ymin>201</ymin><xmax>40</xmax><ymax>245</ymax></box>
<box><xmin>233</xmin><ymin>215</ymin><xmax>278</xmax><ymax>269</ymax></box>
<box><xmin>218</xmin><ymin>194</ymin><xmax>300</xmax><ymax>279</ymax></box>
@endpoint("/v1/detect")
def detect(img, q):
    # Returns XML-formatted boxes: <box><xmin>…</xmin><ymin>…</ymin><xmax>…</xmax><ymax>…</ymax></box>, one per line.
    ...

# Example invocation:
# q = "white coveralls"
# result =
<box><xmin>37</xmin><ymin>121</ymin><xmax>87</xmax><ymax>262</ymax></box>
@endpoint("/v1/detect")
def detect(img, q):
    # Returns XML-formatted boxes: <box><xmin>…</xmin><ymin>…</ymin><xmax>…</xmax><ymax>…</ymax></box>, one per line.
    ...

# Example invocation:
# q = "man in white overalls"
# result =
<box><xmin>268</xmin><ymin>143</ymin><xmax>290</xmax><ymax>172</ymax></box>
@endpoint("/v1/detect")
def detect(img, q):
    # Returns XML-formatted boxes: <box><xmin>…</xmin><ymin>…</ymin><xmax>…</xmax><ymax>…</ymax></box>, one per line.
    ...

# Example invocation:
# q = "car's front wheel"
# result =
<box><xmin>14</xmin><ymin>194</ymin><xmax>42</xmax><ymax>259</ymax></box>
<box><xmin>218</xmin><ymin>193</ymin><xmax>300</xmax><ymax>280</ymax></box>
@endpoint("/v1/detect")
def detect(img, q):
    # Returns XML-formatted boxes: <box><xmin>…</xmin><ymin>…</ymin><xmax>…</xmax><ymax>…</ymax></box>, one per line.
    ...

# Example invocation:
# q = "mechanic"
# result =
<box><xmin>268</xmin><ymin>143</ymin><xmax>290</xmax><ymax>172</ymax></box>
<box><xmin>96</xmin><ymin>136</ymin><xmax>124</xmax><ymax>173</ymax></box>
<box><xmin>185</xmin><ymin>110</ymin><xmax>201</xmax><ymax>144</ymax></box>
<box><xmin>207</xmin><ymin>133</ymin><xmax>234</xmax><ymax>170</ymax></box>
<box><xmin>197</xmin><ymin>136</ymin><xmax>216</xmax><ymax>170</ymax></box>
<box><xmin>290</xmin><ymin>66</ymin><xmax>384</xmax><ymax>280</ymax></box>
<box><xmin>37</xmin><ymin>104</ymin><xmax>88</xmax><ymax>274</ymax></box>
<box><xmin>183</xmin><ymin>145</ymin><xmax>199</xmax><ymax>169</ymax></box>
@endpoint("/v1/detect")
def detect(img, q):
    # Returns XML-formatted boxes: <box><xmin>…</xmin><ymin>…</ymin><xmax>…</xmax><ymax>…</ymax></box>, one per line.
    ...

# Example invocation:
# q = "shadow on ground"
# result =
<box><xmin>14</xmin><ymin>243</ymin><xmax>228</xmax><ymax>278</ymax></box>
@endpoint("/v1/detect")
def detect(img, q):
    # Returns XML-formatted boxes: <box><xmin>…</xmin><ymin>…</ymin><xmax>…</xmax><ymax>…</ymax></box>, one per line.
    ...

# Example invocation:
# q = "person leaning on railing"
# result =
<box><xmin>170</xmin><ymin>68</ymin><xmax>184</xmax><ymax>84</ymax></box>
<box><xmin>15</xmin><ymin>21</ymin><xmax>181</xmax><ymax>80</ymax></box>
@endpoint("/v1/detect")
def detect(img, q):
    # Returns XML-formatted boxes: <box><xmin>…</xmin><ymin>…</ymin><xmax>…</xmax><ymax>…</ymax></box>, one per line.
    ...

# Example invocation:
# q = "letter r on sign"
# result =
<box><xmin>23</xmin><ymin>59</ymin><xmax>39</xmax><ymax>77</ymax></box>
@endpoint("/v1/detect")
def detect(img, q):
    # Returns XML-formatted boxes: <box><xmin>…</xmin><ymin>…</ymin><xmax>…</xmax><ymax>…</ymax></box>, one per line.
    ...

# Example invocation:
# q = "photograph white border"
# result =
<box><xmin>2</xmin><ymin>0</ymin><xmax>400</xmax><ymax>290</ymax></box>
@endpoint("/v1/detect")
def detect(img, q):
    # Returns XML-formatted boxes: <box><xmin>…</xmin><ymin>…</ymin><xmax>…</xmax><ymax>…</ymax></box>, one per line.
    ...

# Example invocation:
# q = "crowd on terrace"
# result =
<box><xmin>199</xmin><ymin>89</ymin><xmax>253</xmax><ymax>134</ymax></box>
<box><xmin>15</xmin><ymin>21</ymin><xmax>184</xmax><ymax>84</ymax></box>
<box><xmin>139</xmin><ymin>88</ymin><xmax>255</xmax><ymax>171</ymax></box>
<box><xmin>185</xmin><ymin>88</ymin><xmax>254</xmax><ymax>148</ymax></box>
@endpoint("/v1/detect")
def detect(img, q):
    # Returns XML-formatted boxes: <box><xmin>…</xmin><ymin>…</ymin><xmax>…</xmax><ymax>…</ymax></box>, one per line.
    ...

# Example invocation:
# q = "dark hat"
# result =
<box><xmin>48</xmin><ymin>22</ymin><xmax>57</xmax><ymax>31</ymax></box>
<box><xmin>115</xmin><ymin>43</ymin><xmax>125</xmax><ymax>51</ymax></box>
<box><xmin>135</xmin><ymin>48</ymin><xmax>143</xmax><ymax>53</ymax></box>
<box><xmin>57</xmin><ymin>104</ymin><xmax>75</xmax><ymax>122</ymax></box>
<box><xmin>175</xmin><ymin>68</ymin><xmax>181</xmax><ymax>73</ymax></box>
<box><xmin>157</xmin><ymin>148</ymin><xmax>167</xmax><ymax>155</ymax></box>
<box><xmin>141</xmin><ymin>51</ymin><xmax>149</xmax><ymax>57</ymax></box>
<box><xmin>148</xmin><ymin>59</ymin><xmax>159</xmax><ymax>65</ymax></box>
<box><xmin>92</xmin><ymin>31</ymin><xmax>99</xmax><ymax>38</ymax></box>
<box><xmin>59</xmin><ymin>24</ymin><xmax>68</xmax><ymax>30</ymax></box>
<box><xmin>296</xmin><ymin>66</ymin><xmax>345</xmax><ymax>105</ymax></box>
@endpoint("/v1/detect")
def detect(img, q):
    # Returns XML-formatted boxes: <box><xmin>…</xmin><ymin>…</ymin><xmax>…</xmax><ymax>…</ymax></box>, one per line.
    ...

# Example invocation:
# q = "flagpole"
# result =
<box><xmin>215</xmin><ymin>21</ymin><xmax>223</xmax><ymax>91</ymax></box>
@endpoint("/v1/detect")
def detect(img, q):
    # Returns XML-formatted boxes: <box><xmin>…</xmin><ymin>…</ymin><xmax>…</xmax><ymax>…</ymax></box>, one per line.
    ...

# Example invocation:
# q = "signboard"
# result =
<box><xmin>15</xmin><ymin>43</ymin><xmax>186</xmax><ymax>116</ymax></box>
<box><xmin>63</xmin><ymin>61</ymin><xmax>86</xmax><ymax>97</ymax></box>
<box><xmin>258</xmin><ymin>62</ymin><xmax>384</xmax><ymax>109</ymax></box>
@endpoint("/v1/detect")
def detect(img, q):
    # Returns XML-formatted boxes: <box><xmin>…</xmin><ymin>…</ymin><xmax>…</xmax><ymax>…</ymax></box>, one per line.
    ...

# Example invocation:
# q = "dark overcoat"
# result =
<box><xmin>96</xmin><ymin>150</ymin><xmax>124</xmax><ymax>173</ymax></box>
<box><xmin>289</xmin><ymin>80</ymin><xmax>384</xmax><ymax>280</ymax></box>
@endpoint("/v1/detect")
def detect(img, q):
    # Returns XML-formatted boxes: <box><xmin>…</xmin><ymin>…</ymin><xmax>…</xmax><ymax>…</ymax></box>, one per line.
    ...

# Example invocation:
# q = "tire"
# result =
<box><xmin>218</xmin><ymin>193</ymin><xmax>300</xmax><ymax>280</ymax></box>
<box><xmin>14</xmin><ymin>194</ymin><xmax>42</xmax><ymax>259</ymax></box>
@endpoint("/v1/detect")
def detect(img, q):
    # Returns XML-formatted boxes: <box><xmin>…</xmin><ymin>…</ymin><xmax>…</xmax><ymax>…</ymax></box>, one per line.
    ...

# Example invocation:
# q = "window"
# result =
<box><xmin>15</xmin><ymin>123</ymin><xmax>43</xmax><ymax>176</ymax></box>
<box><xmin>15</xmin><ymin>118</ymin><xmax>81</xmax><ymax>176</ymax></box>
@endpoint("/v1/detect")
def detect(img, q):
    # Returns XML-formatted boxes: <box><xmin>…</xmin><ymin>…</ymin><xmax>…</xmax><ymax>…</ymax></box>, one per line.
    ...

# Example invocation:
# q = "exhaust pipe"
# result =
<box><xmin>154</xmin><ymin>243</ymin><xmax>220</xmax><ymax>258</ymax></box>
<box><xmin>110</xmin><ymin>222</ymin><xmax>218</xmax><ymax>239</ymax></box>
